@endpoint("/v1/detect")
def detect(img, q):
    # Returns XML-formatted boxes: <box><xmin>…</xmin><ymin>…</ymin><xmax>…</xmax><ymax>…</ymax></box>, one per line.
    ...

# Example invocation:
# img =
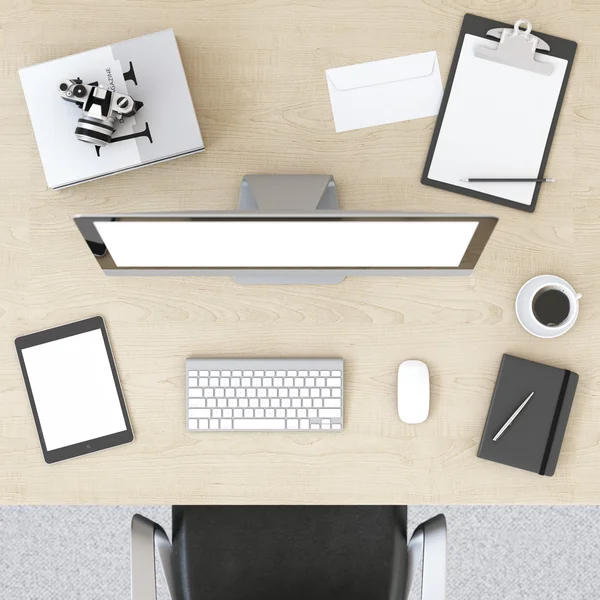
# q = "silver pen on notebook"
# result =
<box><xmin>492</xmin><ymin>391</ymin><xmax>535</xmax><ymax>442</ymax></box>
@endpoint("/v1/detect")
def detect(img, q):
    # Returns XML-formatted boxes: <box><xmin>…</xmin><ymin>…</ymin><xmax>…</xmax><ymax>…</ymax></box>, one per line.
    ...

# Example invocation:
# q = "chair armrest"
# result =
<box><xmin>131</xmin><ymin>514</ymin><xmax>176</xmax><ymax>600</ymax></box>
<box><xmin>405</xmin><ymin>514</ymin><xmax>447</xmax><ymax>600</ymax></box>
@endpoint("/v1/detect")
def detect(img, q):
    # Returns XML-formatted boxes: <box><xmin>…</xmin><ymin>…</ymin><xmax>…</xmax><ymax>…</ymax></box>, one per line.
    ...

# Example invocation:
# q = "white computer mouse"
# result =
<box><xmin>397</xmin><ymin>360</ymin><xmax>430</xmax><ymax>423</ymax></box>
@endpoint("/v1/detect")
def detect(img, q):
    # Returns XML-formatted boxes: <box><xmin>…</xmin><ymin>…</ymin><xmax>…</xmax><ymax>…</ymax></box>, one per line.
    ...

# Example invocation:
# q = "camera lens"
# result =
<box><xmin>73</xmin><ymin>84</ymin><xmax>86</xmax><ymax>98</ymax></box>
<box><xmin>59</xmin><ymin>83</ymin><xmax>68</xmax><ymax>91</ymax></box>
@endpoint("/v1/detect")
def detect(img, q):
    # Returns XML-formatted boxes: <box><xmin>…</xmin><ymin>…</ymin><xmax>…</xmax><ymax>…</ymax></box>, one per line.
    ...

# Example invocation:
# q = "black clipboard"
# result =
<box><xmin>421</xmin><ymin>14</ymin><xmax>577</xmax><ymax>213</ymax></box>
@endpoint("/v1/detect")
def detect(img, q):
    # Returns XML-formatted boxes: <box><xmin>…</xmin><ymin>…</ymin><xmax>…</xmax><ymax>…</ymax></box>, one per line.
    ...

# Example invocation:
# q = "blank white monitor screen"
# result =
<box><xmin>95</xmin><ymin>220</ymin><xmax>480</xmax><ymax>268</ymax></box>
<box><xmin>21</xmin><ymin>329</ymin><xmax>127</xmax><ymax>451</ymax></box>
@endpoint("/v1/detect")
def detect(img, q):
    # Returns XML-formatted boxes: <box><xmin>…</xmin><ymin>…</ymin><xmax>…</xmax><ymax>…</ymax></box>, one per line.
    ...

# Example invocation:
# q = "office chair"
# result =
<box><xmin>131</xmin><ymin>506</ymin><xmax>446</xmax><ymax>600</ymax></box>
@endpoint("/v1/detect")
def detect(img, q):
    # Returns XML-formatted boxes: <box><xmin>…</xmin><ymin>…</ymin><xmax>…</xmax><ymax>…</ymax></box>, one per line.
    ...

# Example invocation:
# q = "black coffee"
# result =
<box><xmin>533</xmin><ymin>288</ymin><xmax>571</xmax><ymax>327</ymax></box>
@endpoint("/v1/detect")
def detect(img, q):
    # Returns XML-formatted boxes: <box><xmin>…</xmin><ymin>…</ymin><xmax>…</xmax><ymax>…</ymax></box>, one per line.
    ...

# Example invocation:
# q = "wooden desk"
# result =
<box><xmin>1</xmin><ymin>1</ymin><xmax>598</xmax><ymax>504</ymax></box>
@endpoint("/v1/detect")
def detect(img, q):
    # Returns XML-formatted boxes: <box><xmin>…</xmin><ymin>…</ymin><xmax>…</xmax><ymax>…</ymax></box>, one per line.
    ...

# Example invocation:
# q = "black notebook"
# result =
<box><xmin>478</xmin><ymin>354</ymin><xmax>578</xmax><ymax>476</ymax></box>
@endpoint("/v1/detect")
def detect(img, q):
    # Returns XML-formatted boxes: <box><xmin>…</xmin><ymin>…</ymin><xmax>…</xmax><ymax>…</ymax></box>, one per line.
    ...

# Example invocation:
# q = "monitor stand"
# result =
<box><xmin>233</xmin><ymin>174</ymin><xmax>346</xmax><ymax>285</ymax></box>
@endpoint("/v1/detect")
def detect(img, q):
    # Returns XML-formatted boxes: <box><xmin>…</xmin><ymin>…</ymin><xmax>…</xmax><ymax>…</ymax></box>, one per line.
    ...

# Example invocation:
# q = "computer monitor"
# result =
<box><xmin>74</xmin><ymin>175</ymin><xmax>497</xmax><ymax>284</ymax></box>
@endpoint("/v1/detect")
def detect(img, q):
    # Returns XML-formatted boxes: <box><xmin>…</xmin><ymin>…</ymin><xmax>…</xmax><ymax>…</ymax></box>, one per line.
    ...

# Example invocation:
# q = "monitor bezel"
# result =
<box><xmin>73</xmin><ymin>212</ymin><xmax>498</xmax><ymax>273</ymax></box>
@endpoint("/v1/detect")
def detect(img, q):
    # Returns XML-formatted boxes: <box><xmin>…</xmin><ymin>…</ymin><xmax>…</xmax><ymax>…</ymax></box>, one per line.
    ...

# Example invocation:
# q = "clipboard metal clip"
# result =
<box><xmin>475</xmin><ymin>19</ymin><xmax>553</xmax><ymax>76</ymax></box>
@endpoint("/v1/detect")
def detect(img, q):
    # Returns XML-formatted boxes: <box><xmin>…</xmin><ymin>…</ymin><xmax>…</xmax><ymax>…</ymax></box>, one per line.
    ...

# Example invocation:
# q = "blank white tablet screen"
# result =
<box><xmin>22</xmin><ymin>329</ymin><xmax>126</xmax><ymax>451</ymax></box>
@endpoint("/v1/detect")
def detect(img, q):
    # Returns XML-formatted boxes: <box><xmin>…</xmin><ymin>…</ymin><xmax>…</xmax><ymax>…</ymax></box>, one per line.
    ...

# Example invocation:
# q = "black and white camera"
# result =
<box><xmin>58</xmin><ymin>78</ymin><xmax>143</xmax><ymax>146</ymax></box>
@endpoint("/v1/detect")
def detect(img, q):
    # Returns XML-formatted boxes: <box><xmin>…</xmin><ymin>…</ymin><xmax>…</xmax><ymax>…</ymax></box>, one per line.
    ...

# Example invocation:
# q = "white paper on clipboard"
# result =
<box><xmin>427</xmin><ymin>34</ymin><xmax>568</xmax><ymax>206</ymax></box>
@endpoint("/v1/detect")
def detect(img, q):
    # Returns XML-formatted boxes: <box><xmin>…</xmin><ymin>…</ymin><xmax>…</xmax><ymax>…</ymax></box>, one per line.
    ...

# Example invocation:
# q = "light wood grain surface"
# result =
<box><xmin>1</xmin><ymin>0</ymin><xmax>599</xmax><ymax>505</ymax></box>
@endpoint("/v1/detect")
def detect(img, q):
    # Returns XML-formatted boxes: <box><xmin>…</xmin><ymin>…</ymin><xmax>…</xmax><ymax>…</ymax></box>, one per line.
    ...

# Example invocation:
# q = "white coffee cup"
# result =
<box><xmin>515</xmin><ymin>275</ymin><xmax>582</xmax><ymax>338</ymax></box>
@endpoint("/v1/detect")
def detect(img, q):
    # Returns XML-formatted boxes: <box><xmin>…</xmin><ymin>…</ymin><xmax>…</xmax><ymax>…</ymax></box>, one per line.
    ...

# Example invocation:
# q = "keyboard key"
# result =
<box><xmin>247</xmin><ymin>388</ymin><xmax>257</xmax><ymax>398</ymax></box>
<box><xmin>209</xmin><ymin>370</ymin><xmax>220</xmax><ymax>377</ymax></box>
<box><xmin>319</xmin><ymin>409</ymin><xmax>341</xmax><ymax>418</ymax></box>
<box><xmin>228</xmin><ymin>398</ymin><xmax>238</xmax><ymax>408</ymax></box>
<box><xmin>266</xmin><ymin>408</ymin><xmax>275</xmax><ymax>418</ymax></box>
<box><xmin>316</xmin><ymin>378</ymin><xmax>325</xmax><ymax>387</ymax></box>
<box><xmin>263</xmin><ymin>378</ymin><xmax>273</xmax><ymax>387</ymax></box>
<box><xmin>282</xmin><ymin>398</ymin><xmax>291</xmax><ymax>408</ymax></box>
<box><xmin>321</xmin><ymin>419</ymin><xmax>330</xmax><ymax>425</ymax></box>
<box><xmin>332</xmin><ymin>371</ymin><xmax>341</xmax><ymax>376</ymax></box>
<box><xmin>276</xmin><ymin>408</ymin><xmax>286</xmax><ymax>418</ymax></box>
<box><xmin>300</xmin><ymin>389</ymin><xmax>309</xmax><ymax>398</ymax></box>
<box><xmin>209</xmin><ymin>377</ymin><xmax>219</xmax><ymax>387</ymax></box>
<box><xmin>294</xmin><ymin>378</ymin><xmax>304</xmax><ymax>387</ymax></box>
<box><xmin>265</xmin><ymin>371</ymin><xmax>275</xmax><ymax>377</ymax></box>
<box><xmin>218</xmin><ymin>398</ymin><xmax>227</xmax><ymax>408</ymax></box>
<box><xmin>257</xmin><ymin>388</ymin><xmax>267</xmax><ymax>397</ymax></box>
<box><xmin>189</xmin><ymin>389</ymin><xmax>203</xmax><ymax>398</ymax></box>
<box><xmin>255</xmin><ymin>371</ymin><xmax>264</xmax><ymax>376</ymax></box>
<box><xmin>289</xmin><ymin>388</ymin><xmax>299</xmax><ymax>397</ymax></box>
<box><xmin>309</xmin><ymin>370</ymin><xmax>319</xmax><ymax>376</ymax></box>
<box><xmin>274</xmin><ymin>378</ymin><xmax>283</xmax><ymax>387</ymax></box>
<box><xmin>223</xmin><ymin>408</ymin><xmax>233</xmax><ymax>418</ymax></box>
<box><xmin>188</xmin><ymin>371</ymin><xmax>198</xmax><ymax>377</ymax></box>
<box><xmin>213</xmin><ymin>408</ymin><xmax>222</xmax><ymax>418</ymax></box>
<box><xmin>234</xmin><ymin>419</ymin><xmax>286</xmax><ymax>430</ymax></box>
<box><xmin>268</xmin><ymin>389</ymin><xmax>277</xmax><ymax>398</ymax></box>
<box><xmin>207</xmin><ymin>399</ymin><xmax>217</xmax><ymax>408</ymax></box>
<box><xmin>287</xmin><ymin>419</ymin><xmax>299</xmax><ymax>429</ymax></box>
<box><xmin>297</xmin><ymin>408</ymin><xmax>307</xmax><ymax>418</ymax></box>
<box><xmin>188</xmin><ymin>378</ymin><xmax>198</xmax><ymax>387</ymax></box>
<box><xmin>333</xmin><ymin>424</ymin><xmax>342</xmax><ymax>430</ymax></box>
<box><xmin>325</xmin><ymin>398</ymin><xmax>342</xmax><ymax>408</ymax></box>
<box><xmin>198</xmin><ymin>378</ymin><xmax>209</xmax><ymax>387</ymax></box>
<box><xmin>250</xmin><ymin>398</ymin><xmax>259</xmax><ymax>408</ymax></box>
<box><xmin>276</xmin><ymin>370</ymin><xmax>286</xmax><ymax>376</ymax></box>
<box><xmin>221</xmin><ymin>419</ymin><xmax>232</xmax><ymax>429</ymax></box>
<box><xmin>190</xmin><ymin>408</ymin><xmax>211</xmax><ymax>418</ymax></box>
<box><xmin>308</xmin><ymin>408</ymin><xmax>317</xmax><ymax>417</ymax></box>
<box><xmin>302</xmin><ymin>398</ymin><xmax>312</xmax><ymax>408</ymax></box>
<box><xmin>292</xmin><ymin>398</ymin><xmax>301</xmax><ymax>408</ymax></box>
<box><xmin>188</xmin><ymin>418</ymin><xmax>198</xmax><ymax>429</ymax></box>
<box><xmin>310</xmin><ymin>424</ymin><xmax>320</xmax><ymax>430</ymax></box>
<box><xmin>313</xmin><ymin>398</ymin><xmax>323</xmax><ymax>408</ymax></box>
<box><xmin>236</xmin><ymin>389</ymin><xmax>245</xmax><ymax>397</ymax></box>
<box><xmin>271</xmin><ymin>398</ymin><xmax>280</xmax><ymax>408</ymax></box>
<box><xmin>320</xmin><ymin>371</ymin><xmax>330</xmax><ymax>377</ymax></box>
<box><xmin>327</xmin><ymin>378</ymin><xmax>342</xmax><ymax>387</ymax></box>
<box><xmin>241</xmin><ymin>377</ymin><xmax>251</xmax><ymax>386</ymax></box>
<box><xmin>189</xmin><ymin>398</ymin><xmax>206</xmax><ymax>408</ymax></box>
<box><xmin>322</xmin><ymin>388</ymin><xmax>331</xmax><ymax>397</ymax></box>
<box><xmin>220</xmin><ymin>378</ymin><xmax>230</xmax><ymax>387</ymax></box>
<box><xmin>198</xmin><ymin>419</ymin><xmax>209</xmax><ymax>430</ymax></box>
<box><xmin>204</xmin><ymin>389</ymin><xmax>214</xmax><ymax>397</ymax></box>
<box><xmin>231</xmin><ymin>378</ymin><xmax>241</xmax><ymax>387</ymax></box>
<box><xmin>252</xmin><ymin>378</ymin><xmax>262</xmax><ymax>387</ymax></box>
<box><xmin>288</xmin><ymin>371</ymin><xmax>297</xmax><ymax>376</ymax></box>
<box><xmin>226</xmin><ymin>389</ymin><xmax>235</xmax><ymax>398</ymax></box>
<box><xmin>232</xmin><ymin>370</ymin><xmax>242</xmax><ymax>376</ymax></box>
<box><xmin>209</xmin><ymin>419</ymin><xmax>219</xmax><ymax>430</ymax></box>
<box><xmin>215</xmin><ymin>389</ymin><xmax>225</xmax><ymax>398</ymax></box>
<box><xmin>284</xmin><ymin>377</ymin><xmax>293</xmax><ymax>387</ymax></box>
<box><xmin>287</xmin><ymin>408</ymin><xmax>296</xmax><ymax>418</ymax></box>
<box><xmin>332</xmin><ymin>388</ymin><xmax>342</xmax><ymax>398</ymax></box>
<box><xmin>310</xmin><ymin>389</ymin><xmax>319</xmax><ymax>397</ymax></box>
<box><xmin>300</xmin><ymin>419</ymin><xmax>309</xmax><ymax>429</ymax></box>
<box><xmin>244</xmin><ymin>408</ymin><xmax>254</xmax><ymax>418</ymax></box>
<box><xmin>255</xmin><ymin>408</ymin><xmax>265</xmax><ymax>418</ymax></box>
<box><xmin>234</xmin><ymin>408</ymin><xmax>243</xmax><ymax>418</ymax></box>
<box><xmin>199</xmin><ymin>371</ymin><xmax>209</xmax><ymax>377</ymax></box>
<box><xmin>239</xmin><ymin>399</ymin><xmax>249</xmax><ymax>408</ymax></box>
<box><xmin>243</xmin><ymin>371</ymin><xmax>253</xmax><ymax>377</ymax></box>
<box><xmin>305</xmin><ymin>378</ymin><xmax>315</xmax><ymax>387</ymax></box>
<box><xmin>278</xmin><ymin>388</ymin><xmax>289</xmax><ymax>397</ymax></box>
<box><xmin>322</xmin><ymin>423</ymin><xmax>331</xmax><ymax>429</ymax></box>
<box><xmin>221</xmin><ymin>370</ymin><xmax>231</xmax><ymax>377</ymax></box>
<box><xmin>299</xmin><ymin>370</ymin><xmax>308</xmax><ymax>376</ymax></box>
<box><xmin>260</xmin><ymin>398</ymin><xmax>269</xmax><ymax>408</ymax></box>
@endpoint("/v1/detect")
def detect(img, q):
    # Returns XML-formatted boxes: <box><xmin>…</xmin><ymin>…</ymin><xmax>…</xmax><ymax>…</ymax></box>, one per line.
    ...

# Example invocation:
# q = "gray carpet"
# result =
<box><xmin>1</xmin><ymin>505</ymin><xmax>598</xmax><ymax>599</ymax></box>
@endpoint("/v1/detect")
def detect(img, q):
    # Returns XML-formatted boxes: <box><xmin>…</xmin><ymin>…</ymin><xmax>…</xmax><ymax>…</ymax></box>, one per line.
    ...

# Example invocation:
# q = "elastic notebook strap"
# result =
<box><xmin>539</xmin><ymin>370</ymin><xmax>572</xmax><ymax>475</ymax></box>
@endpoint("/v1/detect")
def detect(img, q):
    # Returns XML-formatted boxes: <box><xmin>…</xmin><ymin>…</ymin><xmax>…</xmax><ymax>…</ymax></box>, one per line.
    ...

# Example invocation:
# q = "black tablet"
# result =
<box><xmin>15</xmin><ymin>316</ymin><xmax>133</xmax><ymax>464</ymax></box>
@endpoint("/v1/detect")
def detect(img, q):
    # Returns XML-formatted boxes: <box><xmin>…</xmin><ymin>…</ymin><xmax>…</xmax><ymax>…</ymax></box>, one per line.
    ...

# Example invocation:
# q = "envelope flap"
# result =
<box><xmin>326</xmin><ymin>51</ymin><xmax>437</xmax><ymax>91</ymax></box>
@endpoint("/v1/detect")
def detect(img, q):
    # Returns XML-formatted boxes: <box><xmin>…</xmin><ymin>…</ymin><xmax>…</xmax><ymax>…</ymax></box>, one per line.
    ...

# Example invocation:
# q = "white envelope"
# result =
<box><xmin>326</xmin><ymin>51</ymin><xmax>443</xmax><ymax>133</ymax></box>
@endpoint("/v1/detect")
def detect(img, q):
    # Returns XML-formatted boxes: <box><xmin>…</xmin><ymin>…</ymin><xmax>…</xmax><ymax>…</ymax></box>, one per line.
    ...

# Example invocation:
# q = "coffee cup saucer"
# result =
<box><xmin>515</xmin><ymin>275</ymin><xmax>579</xmax><ymax>339</ymax></box>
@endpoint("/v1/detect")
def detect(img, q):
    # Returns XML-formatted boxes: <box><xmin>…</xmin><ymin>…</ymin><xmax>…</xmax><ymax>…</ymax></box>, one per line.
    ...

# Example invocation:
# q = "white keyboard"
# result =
<box><xmin>186</xmin><ymin>358</ymin><xmax>343</xmax><ymax>432</ymax></box>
